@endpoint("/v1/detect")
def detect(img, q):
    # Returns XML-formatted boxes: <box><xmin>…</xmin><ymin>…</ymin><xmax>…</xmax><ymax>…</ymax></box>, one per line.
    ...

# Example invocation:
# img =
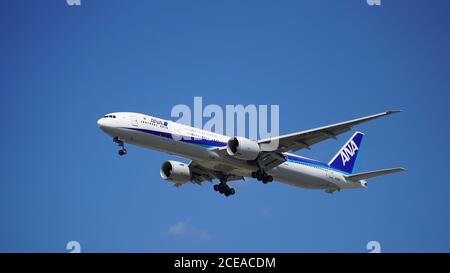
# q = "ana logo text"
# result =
<box><xmin>150</xmin><ymin>118</ymin><xmax>168</xmax><ymax>127</ymax></box>
<box><xmin>341</xmin><ymin>140</ymin><xmax>359</xmax><ymax>166</ymax></box>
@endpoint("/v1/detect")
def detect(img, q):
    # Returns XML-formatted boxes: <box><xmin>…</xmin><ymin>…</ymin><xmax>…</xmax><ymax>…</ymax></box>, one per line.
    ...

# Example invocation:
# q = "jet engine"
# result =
<box><xmin>226</xmin><ymin>136</ymin><xmax>261</xmax><ymax>160</ymax></box>
<box><xmin>160</xmin><ymin>160</ymin><xmax>191</xmax><ymax>184</ymax></box>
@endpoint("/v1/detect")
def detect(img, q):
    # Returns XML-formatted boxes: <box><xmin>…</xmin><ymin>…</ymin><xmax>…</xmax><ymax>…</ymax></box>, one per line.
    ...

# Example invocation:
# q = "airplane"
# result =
<box><xmin>97</xmin><ymin>110</ymin><xmax>405</xmax><ymax>197</ymax></box>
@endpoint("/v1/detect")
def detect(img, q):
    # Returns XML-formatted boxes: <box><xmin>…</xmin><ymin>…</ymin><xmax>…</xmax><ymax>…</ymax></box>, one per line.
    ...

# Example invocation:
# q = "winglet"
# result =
<box><xmin>386</xmin><ymin>110</ymin><xmax>402</xmax><ymax>115</ymax></box>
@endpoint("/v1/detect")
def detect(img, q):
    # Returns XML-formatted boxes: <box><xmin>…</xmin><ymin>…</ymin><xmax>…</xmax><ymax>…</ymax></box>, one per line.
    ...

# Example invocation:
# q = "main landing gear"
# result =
<box><xmin>113</xmin><ymin>137</ymin><xmax>127</xmax><ymax>156</ymax></box>
<box><xmin>213</xmin><ymin>178</ymin><xmax>236</xmax><ymax>197</ymax></box>
<box><xmin>251</xmin><ymin>169</ymin><xmax>273</xmax><ymax>184</ymax></box>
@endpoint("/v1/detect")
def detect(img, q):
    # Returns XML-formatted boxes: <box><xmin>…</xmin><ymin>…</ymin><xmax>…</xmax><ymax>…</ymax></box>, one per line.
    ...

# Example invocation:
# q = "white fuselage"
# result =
<box><xmin>97</xmin><ymin>112</ymin><xmax>366</xmax><ymax>191</ymax></box>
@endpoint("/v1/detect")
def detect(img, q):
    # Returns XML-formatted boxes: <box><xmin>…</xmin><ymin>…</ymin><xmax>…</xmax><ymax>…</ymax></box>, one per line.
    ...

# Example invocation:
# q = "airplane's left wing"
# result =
<box><xmin>188</xmin><ymin>161</ymin><xmax>215</xmax><ymax>184</ymax></box>
<box><xmin>258</xmin><ymin>110</ymin><xmax>401</xmax><ymax>153</ymax></box>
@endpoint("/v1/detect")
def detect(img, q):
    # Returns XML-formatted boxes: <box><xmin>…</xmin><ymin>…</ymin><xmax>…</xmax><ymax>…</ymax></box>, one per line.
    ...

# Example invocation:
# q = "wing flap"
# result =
<box><xmin>188</xmin><ymin>161</ymin><xmax>244</xmax><ymax>184</ymax></box>
<box><xmin>257</xmin><ymin>151</ymin><xmax>287</xmax><ymax>170</ymax></box>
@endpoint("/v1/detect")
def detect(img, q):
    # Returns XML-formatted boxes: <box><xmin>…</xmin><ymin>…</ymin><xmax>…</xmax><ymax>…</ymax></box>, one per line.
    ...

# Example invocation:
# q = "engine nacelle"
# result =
<box><xmin>160</xmin><ymin>160</ymin><xmax>191</xmax><ymax>184</ymax></box>
<box><xmin>360</xmin><ymin>180</ymin><xmax>368</xmax><ymax>188</ymax></box>
<box><xmin>226</xmin><ymin>136</ymin><xmax>261</xmax><ymax>160</ymax></box>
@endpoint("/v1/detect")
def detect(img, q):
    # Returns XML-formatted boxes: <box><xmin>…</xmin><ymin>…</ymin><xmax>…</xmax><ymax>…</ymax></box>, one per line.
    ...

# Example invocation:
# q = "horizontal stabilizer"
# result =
<box><xmin>346</xmin><ymin>168</ymin><xmax>406</xmax><ymax>180</ymax></box>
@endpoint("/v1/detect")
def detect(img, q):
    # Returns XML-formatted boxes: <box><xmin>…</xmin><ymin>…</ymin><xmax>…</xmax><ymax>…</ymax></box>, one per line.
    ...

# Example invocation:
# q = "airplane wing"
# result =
<box><xmin>345</xmin><ymin>167</ymin><xmax>406</xmax><ymax>181</ymax></box>
<box><xmin>188</xmin><ymin>161</ymin><xmax>244</xmax><ymax>185</ymax></box>
<box><xmin>258</xmin><ymin>110</ymin><xmax>401</xmax><ymax>153</ymax></box>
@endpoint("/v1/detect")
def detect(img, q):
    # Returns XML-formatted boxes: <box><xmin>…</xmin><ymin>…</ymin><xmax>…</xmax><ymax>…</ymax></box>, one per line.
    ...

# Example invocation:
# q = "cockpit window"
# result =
<box><xmin>103</xmin><ymin>115</ymin><xmax>117</xmax><ymax>118</ymax></box>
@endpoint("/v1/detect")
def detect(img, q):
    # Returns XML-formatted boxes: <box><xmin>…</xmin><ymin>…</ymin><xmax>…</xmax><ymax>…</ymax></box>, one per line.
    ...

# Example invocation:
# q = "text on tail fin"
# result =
<box><xmin>328</xmin><ymin>131</ymin><xmax>364</xmax><ymax>174</ymax></box>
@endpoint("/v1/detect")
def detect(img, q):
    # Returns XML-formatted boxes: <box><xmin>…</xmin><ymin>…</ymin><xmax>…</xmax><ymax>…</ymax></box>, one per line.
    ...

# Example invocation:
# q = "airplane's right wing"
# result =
<box><xmin>209</xmin><ymin>110</ymin><xmax>401</xmax><ymax>174</ymax></box>
<box><xmin>258</xmin><ymin>110</ymin><xmax>401</xmax><ymax>153</ymax></box>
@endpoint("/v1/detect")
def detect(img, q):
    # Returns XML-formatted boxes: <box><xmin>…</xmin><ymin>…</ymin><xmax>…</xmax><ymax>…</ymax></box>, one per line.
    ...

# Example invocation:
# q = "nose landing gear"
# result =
<box><xmin>113</xmin><ymin>137</ymin><xmax>127</xmax><ymax>156</ymax></box>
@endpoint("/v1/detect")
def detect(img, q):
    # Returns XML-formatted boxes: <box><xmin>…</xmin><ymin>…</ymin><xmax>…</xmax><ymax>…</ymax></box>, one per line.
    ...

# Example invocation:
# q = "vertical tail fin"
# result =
<box><xmin>328</xmin><ymin>132</ymin><xmax>364</xmax><ymax>174</ymax></box>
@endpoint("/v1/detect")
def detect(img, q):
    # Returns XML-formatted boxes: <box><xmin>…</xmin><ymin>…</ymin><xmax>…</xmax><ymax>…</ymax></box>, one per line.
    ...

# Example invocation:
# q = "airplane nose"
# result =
<box><xmin>97</xmin><ymin>118</ymin><xmax>105</xmax><ymax>127</ymax></box>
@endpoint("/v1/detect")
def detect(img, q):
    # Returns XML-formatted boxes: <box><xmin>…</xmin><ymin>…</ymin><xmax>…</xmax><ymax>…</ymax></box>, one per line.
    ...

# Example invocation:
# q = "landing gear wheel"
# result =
<box><xmin>218</xmin><ymin>184</ymin><xmax>226</xmax><ymax>194</ymax></box>
<box><xmin>215</xmin><ymin>180</ymin><xmax>235</xmax><ymax>197</ymax></box>
<box><xmin>255</xmin><ymin>168</ymin><xmax>273</xmax><ymax>184</ymax></box>
<box><xmin>256</xmin><ymin>173</ymin><xmax>263</xmax><ymax>181</ymax></box>
<box><xmin>114</xmin><ymin>137</ymin><xmax>127</xmax><ymax>156</ymax></box>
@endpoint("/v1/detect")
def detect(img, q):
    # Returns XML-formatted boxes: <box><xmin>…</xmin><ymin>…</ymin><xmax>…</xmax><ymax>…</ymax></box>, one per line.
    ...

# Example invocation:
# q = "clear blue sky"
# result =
<box><xmin>1</xmin><ymin>0</ymin><xmax>449</xmax><ymax>252</ymax></box>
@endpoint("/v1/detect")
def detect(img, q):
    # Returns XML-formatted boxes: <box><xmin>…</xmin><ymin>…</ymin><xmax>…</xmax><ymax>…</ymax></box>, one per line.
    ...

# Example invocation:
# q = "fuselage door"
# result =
<box><xmin>132</xmin><ymin>116</ymin><xmax>139</xmax><ymax>127</ymax></box>
<box><xmin>325</xmin><ymin>169</ymin><xmax>334</xmax><ymax>180</ymax></box>
<box><xmin>326</xmin><ymin>169</ymin><xmax>343</xmax><ymax>184</ymax></box>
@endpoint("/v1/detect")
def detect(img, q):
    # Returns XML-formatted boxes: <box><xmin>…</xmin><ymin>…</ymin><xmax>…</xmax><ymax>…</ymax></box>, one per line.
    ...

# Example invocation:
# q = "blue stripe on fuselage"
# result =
<box><xmin>123</xmin><ymin>127</ymin><xmax>227</xmax><ymax>148</ymax></box>
<box><xmin>284</xmin><ymin>153</ymin><xmax>350</xmax><ymax>174</ymax></box>
<box><xmin>122</xmin><ymin>127</ymin><xmax>349</xmax><ymax>174</ymax></box>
